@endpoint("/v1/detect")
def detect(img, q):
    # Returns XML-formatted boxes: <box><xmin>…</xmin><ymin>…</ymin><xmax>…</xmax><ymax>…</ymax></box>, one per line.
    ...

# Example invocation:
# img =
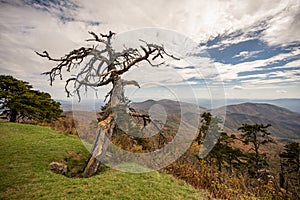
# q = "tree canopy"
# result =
<box><xmin>238</xmin><ymin>123</ymin><xmax>274</xmax><ymax>177</ymax></box>
<box><xmin>279</xmin><ymin>142</ymin><xmax>300</xmax><ymax>198</ymax></box>
<box><xmin>0</xmin><ymin>75</ymin><xmax>62</xmax><ymax>122</ymax></box>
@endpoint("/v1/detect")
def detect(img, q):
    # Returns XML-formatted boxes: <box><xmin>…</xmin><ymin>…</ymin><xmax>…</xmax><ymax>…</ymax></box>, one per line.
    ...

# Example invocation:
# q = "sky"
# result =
<box><xmin>0</xmin><ymin>0</ymin><xmax>299</xmax><ymax>102</ymax></box>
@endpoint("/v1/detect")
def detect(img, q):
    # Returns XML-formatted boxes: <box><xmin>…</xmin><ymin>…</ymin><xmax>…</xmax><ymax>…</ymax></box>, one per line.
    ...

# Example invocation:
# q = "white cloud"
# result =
<box><xmin>234</xmin><ymin>51</ymin><xmax>249</xmax><ymax>58</ymax></box>
<box><xmin>225</xmin><ymin>84</ymin><xmax>300</xmax><ymax>99</ymax></box>
<box><xmin>233</xmin><ymin>50</ymin><xmax>261</xmax><ymax>60</ymax></box>
<box><xmin>199</xmin><ymin>1</ymin><xmax>299</xmax><ymax>49</ymax></box>
<box><xmin>0</xmin><ymin>0</ymin><xmax>299</xmax><ymax>100</ymax></box>
<box><xmin>262</xmin><ymin>3</ymin><xmax>300</xmax><ymax>46</ymax></box>
<box><xmin>276</xmin><ymin>89</ymin><xmax>287</xmax><ymax>94</ymax></box>
<box><xmin>215</xmin><ymin>48</ymin><xmax>300</xmax><ymax>83</ymax></box>
<box><xmin>232</xmin><ymin>85</ymin><xmax>243</xmax><ymax>90</ymax></box>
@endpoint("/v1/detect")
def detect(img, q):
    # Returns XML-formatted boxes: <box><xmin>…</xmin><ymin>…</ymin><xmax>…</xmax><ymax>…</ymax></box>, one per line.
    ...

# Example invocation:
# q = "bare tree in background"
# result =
<box><xmin>36</xmin><ymin>31</ymin><xmax>179</xmax><ymax>177</ymax></box>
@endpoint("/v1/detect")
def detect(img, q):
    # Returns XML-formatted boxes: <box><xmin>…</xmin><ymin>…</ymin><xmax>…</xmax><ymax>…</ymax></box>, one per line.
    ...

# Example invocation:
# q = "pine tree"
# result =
<box><xmin>0</xmin><ymin>75</ymin><xmax>62</xmax><ymax>122</ymax></box>
<box><xmin>279</xmin><ymin>142</ymin><xmax>300</xmax><ymax>199</ymax></box>
<box><xmin>196</xmin><ymin>112</ymin><xmax>245</xmax><ymax>173</ymax></box>
<box><xmin>238</xmin><ymin>123</ymin><xmax>274</xmax><ymax>177</ymax></box>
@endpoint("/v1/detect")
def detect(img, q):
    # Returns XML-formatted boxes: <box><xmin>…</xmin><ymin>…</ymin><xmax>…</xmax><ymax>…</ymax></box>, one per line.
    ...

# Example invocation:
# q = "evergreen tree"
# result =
<box><xmin>238</xmin><ymin>123</ymin><xmax>274</xmax><ymax>177</ymax></box>
<box><xmin>0</xmin><ymin>75</ymin><xmax>62</xmax><ymax>122</ymax></box>
<box><xmin>279</xmin><ymin>142</ymin><xmax>300</xmax><ymax>198</ymax></box>
<box><xmin>196</xmin><ymin>112</ymin><xmax>245</xmax><ymax>173</ymax></box>
<box><xmin>196</xmin><ymin>112</ymin><xmax>213</xmax><ymax>145</ymax></box>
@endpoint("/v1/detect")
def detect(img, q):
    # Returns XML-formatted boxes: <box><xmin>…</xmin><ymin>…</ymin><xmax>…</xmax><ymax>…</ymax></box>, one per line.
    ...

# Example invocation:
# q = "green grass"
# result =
<box><xmin>0</xmin><ymin>122</ymin><xmax>206</xmax><ymax>199</ymax></box>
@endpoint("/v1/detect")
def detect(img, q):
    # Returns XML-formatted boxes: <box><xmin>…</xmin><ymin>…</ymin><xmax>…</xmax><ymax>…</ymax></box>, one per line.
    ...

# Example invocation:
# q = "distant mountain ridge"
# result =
<box><xmin>58</xmin><ymin>98</ymin><xmax>300</xmax><ymax>113</ymax></box>
<box><xmin>131</xmin><ymin>99</ymin><xmax>206</xmax><ymax>114</ymax></box>
<box><xmin>227</xmin><ymin>99</ymin><xmax>300</xmax><ymax>113</ymax></box>
<box><xmin>195</xmin><ymin>98</ymin><xmax>300</xmax><ymax>113</ymax></box>
<box><xmin>131</xmin><ymin>99</ymin><xmax>300</xmax><ymax>140</ymax></box>
<box><xmin>218</xmin><ymin>103</ymin><xmax>300</xmax><ymax>139</ymax></box>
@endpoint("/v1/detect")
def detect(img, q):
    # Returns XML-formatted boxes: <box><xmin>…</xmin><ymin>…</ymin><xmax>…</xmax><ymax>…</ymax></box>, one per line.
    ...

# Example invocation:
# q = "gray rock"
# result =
<box><xmin>49</xmin><ymin>162</ymin><xmax>67</xmax><ymax>175</ymax></box>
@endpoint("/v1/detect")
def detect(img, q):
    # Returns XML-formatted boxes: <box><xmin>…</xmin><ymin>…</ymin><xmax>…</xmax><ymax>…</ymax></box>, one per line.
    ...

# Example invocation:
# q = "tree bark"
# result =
<box><xmin>217</xmin><ymin>156</ymin><xmax>222</xmax><ymax>172</ymax></box>
<box><xmin>9</xmin><ymin>109</ymin><xmax>17</xmax><ymax>122</ymax></box>
<box><xmin>82</xmin><ymin>113</ymin><xmax>115</xmax><ymax>177</ymax></box>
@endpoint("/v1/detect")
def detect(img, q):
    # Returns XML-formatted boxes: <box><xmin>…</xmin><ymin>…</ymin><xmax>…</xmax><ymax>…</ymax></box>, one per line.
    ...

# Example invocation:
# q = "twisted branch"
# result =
<box><xmin>36</xmin><ymin>31</ymin><xmax>179</xmax><ymax>100</ymax></box>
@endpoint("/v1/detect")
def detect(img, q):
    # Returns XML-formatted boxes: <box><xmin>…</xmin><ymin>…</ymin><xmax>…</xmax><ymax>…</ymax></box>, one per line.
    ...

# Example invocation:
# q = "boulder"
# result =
<box><xmin>49</xmin><ymin>162</ymin><xmax>67</xmax><ymax>175</ymax></box>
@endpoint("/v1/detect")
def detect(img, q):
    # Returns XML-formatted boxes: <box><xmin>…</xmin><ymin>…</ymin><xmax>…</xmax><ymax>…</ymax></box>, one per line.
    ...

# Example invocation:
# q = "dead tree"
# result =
<box><xmin>36</xmin><ymin>31</ymin><xmax>179</xmax><ymax>177</ymax></box>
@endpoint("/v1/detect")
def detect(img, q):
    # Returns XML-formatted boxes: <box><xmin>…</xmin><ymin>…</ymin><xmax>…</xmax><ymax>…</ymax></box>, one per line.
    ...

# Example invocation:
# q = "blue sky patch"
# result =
<box><xmin>206</xmin><ymin>39</ymin><xmax>300</xmax><ymax>65</ymax></box>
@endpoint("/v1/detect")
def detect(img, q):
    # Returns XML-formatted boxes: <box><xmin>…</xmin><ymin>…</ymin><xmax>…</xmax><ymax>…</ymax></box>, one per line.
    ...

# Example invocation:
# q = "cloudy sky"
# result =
<box><xmin>0</xmin><ymin>0</ymin><xmax>299</xmax><ymax>101</ymax></box>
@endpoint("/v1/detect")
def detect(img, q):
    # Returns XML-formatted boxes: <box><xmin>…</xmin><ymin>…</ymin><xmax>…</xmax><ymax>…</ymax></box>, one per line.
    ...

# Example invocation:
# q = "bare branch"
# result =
<box><xmin>100</xmin><ymin>31</ymin><xmax>115</xmax><ymax>38</ymax></box>
<box><xmin>65</xmin><ymin>78</ymin><xmax>76</xmax><ymax>97</ymax></box>
<box><xmin>37</xmin><ymin>31</ymin><xmax>179</xmax><ymax>99</ymax></box>
<box><xmin>122</xmin><ymin>80</ymin><xmax>140</xmax><ymax>88</ymax></box>
<box><xmin>37</xmin><ymin>31</ymin><xmax>182</xmax><ymax>177</ymax></box>
<box><xmin>129</xmin><ymin>110</ymin><xmax>151</xmax><ymax>127</ymax></box>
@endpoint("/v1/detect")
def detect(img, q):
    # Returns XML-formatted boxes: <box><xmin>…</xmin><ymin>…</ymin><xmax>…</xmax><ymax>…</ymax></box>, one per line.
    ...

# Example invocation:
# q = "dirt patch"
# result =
<box><xmin>49</xmin><ymin>151</ymin><xmax>89</xmax><ymax>178</ymax></box>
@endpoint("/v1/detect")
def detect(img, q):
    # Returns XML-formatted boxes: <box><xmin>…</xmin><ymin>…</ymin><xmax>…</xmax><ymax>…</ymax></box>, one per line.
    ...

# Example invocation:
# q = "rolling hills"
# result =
<box><xmin>131</xmin><ymin>99</ymin><xmax>206</xmax><ymax>115</ymax></box>
<box><xmin>220</xmin><ymin>103</ymin><xmax>300</xmax><ymax>139</ymax></box>
<box><xmin>131</xmin><ymin>99</ymin><xmax>300</xmax><ymax>140</ymax></box>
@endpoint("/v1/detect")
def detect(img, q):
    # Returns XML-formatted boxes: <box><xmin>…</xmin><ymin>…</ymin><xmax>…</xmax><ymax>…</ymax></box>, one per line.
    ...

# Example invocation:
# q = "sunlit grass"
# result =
<box><xmin>0</xmin><ymin>122</ymin><xmax>206</xmax><ymax>199</ymax></box>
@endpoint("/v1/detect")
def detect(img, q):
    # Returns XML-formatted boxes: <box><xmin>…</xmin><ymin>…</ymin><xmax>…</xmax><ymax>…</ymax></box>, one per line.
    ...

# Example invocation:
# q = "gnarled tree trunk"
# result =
<box><xmin>37</xmin><ymin>31</ymin><xmax>179</xmax><ymax>177</ymax></box>
<box><xmin>9</xmin><ymin>109</ymin><xmax>17</xmax><ymax>122</ymax></box>
<box><xmin>82</xmin><ymin>113</ymin><xmax>115</xmax><ymax>177</ymax></box>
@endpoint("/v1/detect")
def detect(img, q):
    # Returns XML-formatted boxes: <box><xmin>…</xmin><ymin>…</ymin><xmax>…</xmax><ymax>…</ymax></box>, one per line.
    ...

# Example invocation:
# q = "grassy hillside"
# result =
<box><xmin>0</xmin><ymin>122</ymin><xmax>206</xmax><ymax>200</ymax></box>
